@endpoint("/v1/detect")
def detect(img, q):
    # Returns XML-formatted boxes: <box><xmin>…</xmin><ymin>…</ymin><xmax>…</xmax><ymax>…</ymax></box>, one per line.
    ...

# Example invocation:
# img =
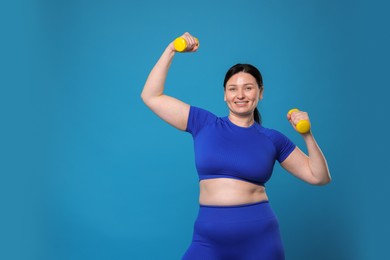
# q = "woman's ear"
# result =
<box><xmin>259</xmin><ymin>87</ymin><xmax>264</xmax><ymax>100</ymax></box>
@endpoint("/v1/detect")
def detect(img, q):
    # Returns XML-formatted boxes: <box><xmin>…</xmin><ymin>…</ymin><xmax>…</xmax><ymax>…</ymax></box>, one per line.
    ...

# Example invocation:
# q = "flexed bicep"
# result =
<box><xmin>144</xmin><ymin>95</ymin><xmax>190</xmax><ymax>131</ymax></box>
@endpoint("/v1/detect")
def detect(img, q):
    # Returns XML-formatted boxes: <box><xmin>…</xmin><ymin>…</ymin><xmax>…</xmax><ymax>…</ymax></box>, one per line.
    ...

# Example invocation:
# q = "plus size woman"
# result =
<box><xmin>141</xmin><ymin>32</ymin><xmax>331</xmax><ymax>260</ymax></box>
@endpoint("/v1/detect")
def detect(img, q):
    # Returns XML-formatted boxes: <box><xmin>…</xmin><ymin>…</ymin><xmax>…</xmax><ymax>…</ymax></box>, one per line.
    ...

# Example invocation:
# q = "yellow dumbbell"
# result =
<box><xmin>288</xmin><ymin>108</ymin><xmax>311</xmax><ymax>134</ymax></box>
<box><xmin>173</xmin><ymin>36</ymin><xmax>199</xmax><ymax>52</ymax></box>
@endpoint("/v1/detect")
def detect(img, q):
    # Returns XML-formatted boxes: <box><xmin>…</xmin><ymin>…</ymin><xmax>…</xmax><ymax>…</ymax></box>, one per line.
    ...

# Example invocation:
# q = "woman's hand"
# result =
<box><xmin>169</xmin><ymin>32</ymin><xmax>199</xmax><ymax>52</ymax></box>
<box><xmin>287</xmin><ymin>110</ymin><xmax>311</xmax><ymax>134</ymax></box>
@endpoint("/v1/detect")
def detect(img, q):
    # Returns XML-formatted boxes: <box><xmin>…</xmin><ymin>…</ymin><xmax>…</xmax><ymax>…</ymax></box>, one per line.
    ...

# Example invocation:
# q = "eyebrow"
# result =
<box><xmin>227</xmin><ymin>83</ymin><xmax>255</xmax><ymax>87</ymax></box>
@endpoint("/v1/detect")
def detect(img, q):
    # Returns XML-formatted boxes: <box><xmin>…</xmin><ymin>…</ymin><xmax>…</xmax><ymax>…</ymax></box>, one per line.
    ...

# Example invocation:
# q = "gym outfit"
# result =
<box><xmin>182</xmin><ymin>106</ymin><xmax>296</xmax><ymax>260</ymax></box>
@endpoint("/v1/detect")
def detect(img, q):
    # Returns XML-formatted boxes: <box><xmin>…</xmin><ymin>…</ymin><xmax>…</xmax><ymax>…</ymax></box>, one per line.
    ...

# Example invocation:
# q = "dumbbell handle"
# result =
<box><xmin>288</xmin><ymin>108</ymin><xmax>311</xmax><ymax>134</ymax></box>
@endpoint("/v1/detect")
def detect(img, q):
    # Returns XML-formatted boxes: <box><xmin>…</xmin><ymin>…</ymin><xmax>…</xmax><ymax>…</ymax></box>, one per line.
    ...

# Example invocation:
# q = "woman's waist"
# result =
<box><xmin>199</xmin><ymin>178</ymin><xmax>268</xmax><ymax>206</ymax></box>
<box><xmin>199</xmin><ymin>177</ymin><xmax>266</xmax><ymax>194</ymax></box>
<box><xmin>195</xmin><ymin>200</ymin><xmax>276</xmax><ymax>223</ymax></box>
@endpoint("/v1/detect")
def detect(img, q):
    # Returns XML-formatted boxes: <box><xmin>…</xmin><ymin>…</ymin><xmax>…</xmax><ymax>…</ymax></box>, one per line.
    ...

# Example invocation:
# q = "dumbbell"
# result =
<box><xmin>287</xmin><ymin>108</ymin><xmax>311</xmax><ymax>134</ymax></box>
<box><xmin>174</xmin><ymin>36</ymin><xmax>199</xmax><ymax>52</ymax></box>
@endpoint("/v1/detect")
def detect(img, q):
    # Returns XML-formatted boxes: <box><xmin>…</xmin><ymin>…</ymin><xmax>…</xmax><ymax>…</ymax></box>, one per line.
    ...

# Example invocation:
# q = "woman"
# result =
<box><xmin>141</xmin><ymin>32</ymin><xmax>331</xmax><ymax>260</ymax></box>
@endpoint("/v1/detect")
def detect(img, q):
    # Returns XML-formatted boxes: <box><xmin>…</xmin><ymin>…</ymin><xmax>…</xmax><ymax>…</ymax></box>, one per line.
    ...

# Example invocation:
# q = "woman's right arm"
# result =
<box><xmin>141</xmin><ymin>33</ymin><xmax>198</xmax><ymax>131</ymax></box>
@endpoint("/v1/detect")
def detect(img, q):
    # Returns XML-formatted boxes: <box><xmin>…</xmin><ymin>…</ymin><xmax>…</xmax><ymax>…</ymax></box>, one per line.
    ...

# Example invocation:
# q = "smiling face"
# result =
<box><xmin>224</xmin><ymin>72</ymin><xmax>263</xmax><ymax>120</ymax></box>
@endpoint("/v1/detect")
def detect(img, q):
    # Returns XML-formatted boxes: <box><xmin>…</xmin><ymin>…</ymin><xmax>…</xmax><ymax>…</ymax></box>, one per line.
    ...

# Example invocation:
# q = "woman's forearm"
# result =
<box><xmin>303</xmin><ymin>133</ymin><xmax>331</xmax><ymax>185</ymax></box>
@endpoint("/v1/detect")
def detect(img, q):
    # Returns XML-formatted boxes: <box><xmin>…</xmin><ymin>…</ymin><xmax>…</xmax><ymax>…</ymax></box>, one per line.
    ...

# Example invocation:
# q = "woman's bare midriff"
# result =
<box><xmin>199</xmin><ymin>178</ymin><xmax>268</xmax><ymax>206</ymax></box>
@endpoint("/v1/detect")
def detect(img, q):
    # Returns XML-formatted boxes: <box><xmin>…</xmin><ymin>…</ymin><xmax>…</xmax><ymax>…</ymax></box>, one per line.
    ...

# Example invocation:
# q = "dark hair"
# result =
<box><xmin>223</xmin><ymin>63</ymin><xmax>264</xmax><ymax>124</ymax></box>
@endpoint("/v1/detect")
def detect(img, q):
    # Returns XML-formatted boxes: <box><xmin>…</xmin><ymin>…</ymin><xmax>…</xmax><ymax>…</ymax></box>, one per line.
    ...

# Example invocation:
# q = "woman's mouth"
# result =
<box><xmin>234</xmin><ymin>101</ymin><xmax>249</xmax><ymax>106</ymax></box>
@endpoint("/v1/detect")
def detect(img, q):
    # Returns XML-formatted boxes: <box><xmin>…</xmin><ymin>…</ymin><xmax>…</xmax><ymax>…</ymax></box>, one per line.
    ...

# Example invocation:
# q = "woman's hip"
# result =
<box><xmin>185</xmin><ymin>201</ymin><xmax>285</xmax><ymax>259</ymax></box>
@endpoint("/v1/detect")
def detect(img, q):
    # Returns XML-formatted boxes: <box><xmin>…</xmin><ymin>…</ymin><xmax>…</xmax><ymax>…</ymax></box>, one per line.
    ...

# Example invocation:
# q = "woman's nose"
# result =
<box><xmin>237</xmin><ymin>89</ymin><xmax>245</xmax><ymax>98</ymax></box>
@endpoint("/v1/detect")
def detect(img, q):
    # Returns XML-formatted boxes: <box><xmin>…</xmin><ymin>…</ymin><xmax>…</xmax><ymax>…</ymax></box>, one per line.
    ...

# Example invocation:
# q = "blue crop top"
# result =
<box><xmin>185</xmin><ymin>106</ymin><xmax>296</xmax><ymax>186</ymax></box>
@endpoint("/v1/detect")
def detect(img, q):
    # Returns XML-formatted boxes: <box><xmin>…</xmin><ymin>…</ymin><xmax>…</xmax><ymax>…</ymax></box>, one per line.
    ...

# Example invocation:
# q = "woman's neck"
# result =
<box><xmin>228</xmin><ymin>113</ymin><xmax>255</xmax><ymax>127</ymax></box>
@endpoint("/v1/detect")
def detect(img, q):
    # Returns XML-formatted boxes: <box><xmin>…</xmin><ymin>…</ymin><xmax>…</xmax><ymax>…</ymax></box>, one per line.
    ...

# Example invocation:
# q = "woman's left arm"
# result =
<box><xmin>280</xmin><ymin>111</ymin><xmax>331</xmax><ymax>185</ymax></box>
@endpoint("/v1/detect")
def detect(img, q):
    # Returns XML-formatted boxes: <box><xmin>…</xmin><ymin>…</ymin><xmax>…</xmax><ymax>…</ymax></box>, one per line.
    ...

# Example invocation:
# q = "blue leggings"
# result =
<box><xmin>182</xmin><ymin>201</ymin><xmax>285</xmax><ymax>260</ymax></box>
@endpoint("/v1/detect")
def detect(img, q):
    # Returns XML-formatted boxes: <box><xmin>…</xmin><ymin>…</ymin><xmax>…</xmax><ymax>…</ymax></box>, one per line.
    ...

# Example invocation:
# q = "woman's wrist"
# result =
<box><xmin>166</xmin><ymin>42</ymin><xmax>176</xmax><ymax>53</ymax></box>
<box><xmin>301</xmin><ymin>131</ymin><xmax>315</xmax><ymax>143</ymax></box>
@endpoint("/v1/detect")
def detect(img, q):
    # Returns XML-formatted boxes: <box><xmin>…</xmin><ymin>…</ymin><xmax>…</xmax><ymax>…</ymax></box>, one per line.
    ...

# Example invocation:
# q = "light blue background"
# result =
<box><xmin>1</xmin><ymin>0</ymin><xmax>389</xmax><ymax>259</ymax></box>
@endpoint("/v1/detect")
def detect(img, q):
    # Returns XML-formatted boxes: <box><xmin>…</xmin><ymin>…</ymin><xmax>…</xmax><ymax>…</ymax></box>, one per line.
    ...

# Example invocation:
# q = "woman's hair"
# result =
<box><xmin>223</xmin><ymin>63</ymin><xmax>264</xmax><ymax>124</ymax></box>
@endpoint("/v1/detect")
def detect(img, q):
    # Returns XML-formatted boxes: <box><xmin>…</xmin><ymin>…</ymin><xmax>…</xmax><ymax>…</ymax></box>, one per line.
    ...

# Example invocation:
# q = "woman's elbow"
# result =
<box><xmin>312</xmin><ymin>175</ymin><xmax>332</xmax><ymax>186</ymax></box>
<box><xmin>140</xmin><ymin>91</ymin><xmax>151</xmax><ymax>105</ymax></box>
<box><xmin>140</xmin><ymin>90</ymin><xmax>147</xmax><ymax>103</ymax></box>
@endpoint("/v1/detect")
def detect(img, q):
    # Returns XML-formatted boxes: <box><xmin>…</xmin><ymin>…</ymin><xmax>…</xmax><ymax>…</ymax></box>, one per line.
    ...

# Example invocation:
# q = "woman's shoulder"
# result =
<box><xmin>189</xmin><ymin>106</ymin><xmax>218</xmax><ymax>117</ymax></box>
<box><xmin>189</xmin><ymin>106</ymin><xmax>221</xmax><ymax>123</ymax></box>
<box><xmin>258</xmin><ymin>125</ymin><xmax>295</xmax><ymax>152</ymax></box>
<box><xmin>256</xmin><ymin>125</ymin><xmax>291</xmax><ymax>141</ymax></box>
<box><xmin>186</xmin><ymin>106</ymin><xmax>219</xmax><ymax>135</ymax></box>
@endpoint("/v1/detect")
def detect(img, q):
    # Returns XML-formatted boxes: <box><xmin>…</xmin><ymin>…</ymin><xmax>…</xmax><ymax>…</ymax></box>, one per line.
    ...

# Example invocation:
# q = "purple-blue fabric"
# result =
<box><xmin>186</xmin><ymin>106</ymin><xmax>296</xmax><ymax>186</ymax></box>
<box><xmin>182</xmin><ymin>201</ymin><xmax>285</xmax><ymax>259</ymax></box>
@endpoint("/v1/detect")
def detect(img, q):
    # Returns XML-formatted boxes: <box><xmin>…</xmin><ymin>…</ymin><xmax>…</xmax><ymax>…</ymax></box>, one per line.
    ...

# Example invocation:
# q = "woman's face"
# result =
<box><xmin>224</xmin><ymin>72</ymin><xmax>263</xmax><ymax>118</ymax></box>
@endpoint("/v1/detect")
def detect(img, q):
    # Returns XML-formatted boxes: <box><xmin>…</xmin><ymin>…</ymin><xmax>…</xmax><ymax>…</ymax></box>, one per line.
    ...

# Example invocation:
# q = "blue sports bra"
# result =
<box><xmin>185</xmin><ymin>106</ymin><xmax>296</xmax><ymax>186</ymax></box>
